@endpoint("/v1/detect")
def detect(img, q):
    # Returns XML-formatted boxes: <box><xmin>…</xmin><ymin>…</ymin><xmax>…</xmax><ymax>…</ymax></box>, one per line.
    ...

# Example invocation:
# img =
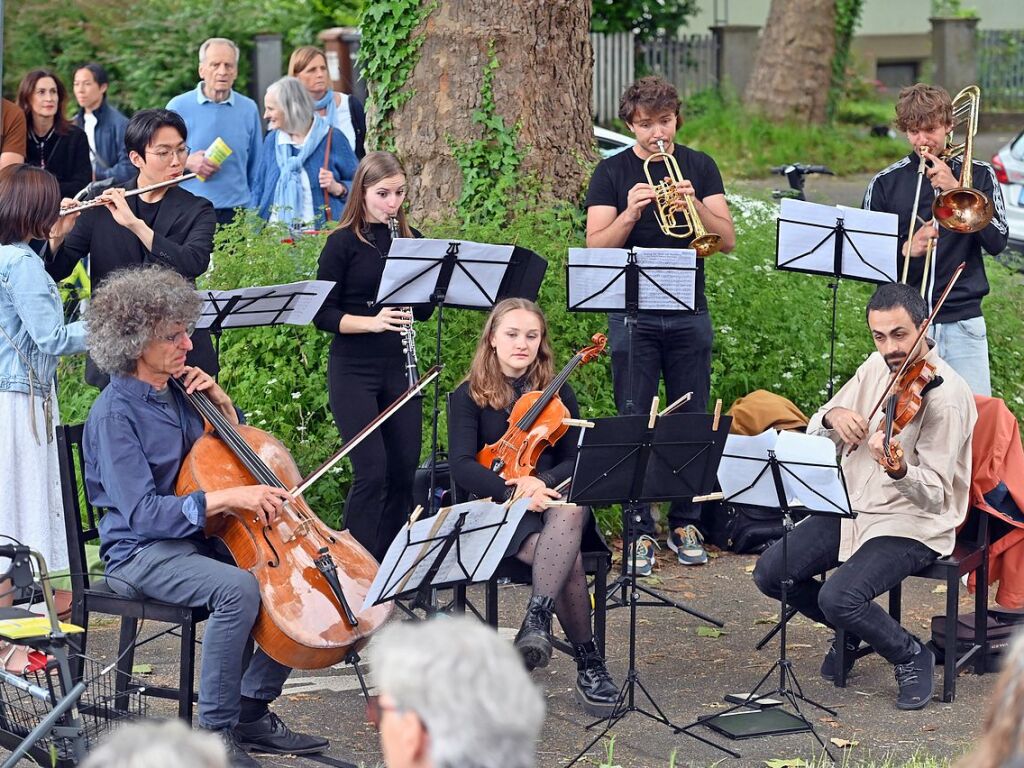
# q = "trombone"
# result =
<box><xmin>931</xmin><ymin>85</ymin><xmax>994</xmax><ymax>235</ymax></box>
<box><xmin>643</xmin><ymin>140</ymin><xmax>722</xmax><ymax>258</ymax></box>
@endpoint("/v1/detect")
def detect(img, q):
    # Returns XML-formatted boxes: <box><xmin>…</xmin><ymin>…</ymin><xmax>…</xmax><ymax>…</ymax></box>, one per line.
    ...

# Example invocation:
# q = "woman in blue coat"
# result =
<box><xmin>251</xmin><ymin>77</ymin><xmax>356</xmax><ymax>230</ymax></box>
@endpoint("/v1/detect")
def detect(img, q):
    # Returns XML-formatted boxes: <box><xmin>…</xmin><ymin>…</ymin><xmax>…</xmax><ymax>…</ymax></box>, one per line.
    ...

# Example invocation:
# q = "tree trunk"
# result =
<box><xmin>743</xmin><ymin>0</ymin><xmax>836</xmax><ymax>124</ymax></box>
<box><xmin>384</xmin><ymin>0</ymin><xmax>594</xmax><ymax>224</ymax></box>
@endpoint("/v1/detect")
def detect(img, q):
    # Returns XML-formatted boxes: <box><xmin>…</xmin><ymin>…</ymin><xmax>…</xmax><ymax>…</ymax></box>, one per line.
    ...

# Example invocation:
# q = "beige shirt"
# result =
<box><xmin>807</xmin><ymin>346</ymin><xmax>976</xmax><ymax>560</ymax></box>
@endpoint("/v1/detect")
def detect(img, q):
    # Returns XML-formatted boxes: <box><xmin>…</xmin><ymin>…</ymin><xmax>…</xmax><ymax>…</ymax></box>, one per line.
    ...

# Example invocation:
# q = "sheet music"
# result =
<box><xmin>379</xmin><ymin>238</ymin><xmax>513</xmax><ymax>307</ymax></box>
<box><xmin>718</xmin><ymin>429</ymin><xmax>850</xmax><ymax>515</ymax></box>
<box><xmin>777</xmin><ymin>199</ymin><xmax>843</xmax><ymax>274</ymax></box>
<box><xmin>566</xmin><ymin>248</ymin><xmax>627</xmax><ymax>310</ymax></box>
<box><xmin>195</xmin><ymin>280</ymin><xmax>334</xmax><ymax>329</ymax></box>
<box><xmin>362</xmin><ymin>498</ymin><xmax>531</xmax><ymax>610</ymax></box>
<box><xmin>635</xmin><ymin>247</ymin><xmax>697</xmax><ymax>310</ymax></box>
<box><xmin>836</xmin><ymin>205</ymin><xmax>899</xmax><ymax>283</ymax></box>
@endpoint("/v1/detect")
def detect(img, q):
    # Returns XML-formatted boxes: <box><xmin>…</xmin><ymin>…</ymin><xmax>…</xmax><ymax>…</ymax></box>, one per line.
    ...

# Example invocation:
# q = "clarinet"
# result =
<box><xmin>390</xmin><ymin>216</ymin><xmax>420</xmax><ymax>389</ymax></box>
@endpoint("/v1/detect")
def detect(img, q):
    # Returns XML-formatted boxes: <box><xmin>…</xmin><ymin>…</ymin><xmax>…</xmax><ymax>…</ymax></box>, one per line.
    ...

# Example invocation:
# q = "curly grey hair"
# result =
<box><xmin>81</xmin><ymin>719</ymin><xmax>227</xmax><ymax>768</ymax></box>
<box><xmin>369</xmin><ymin>617</ymin><xmax>544</xmax><ymax>768</ymax></box>
<box><xmin>86</xmin><ymin>266</ymin><xmax>201</xmax><ymax>376</ymax></box>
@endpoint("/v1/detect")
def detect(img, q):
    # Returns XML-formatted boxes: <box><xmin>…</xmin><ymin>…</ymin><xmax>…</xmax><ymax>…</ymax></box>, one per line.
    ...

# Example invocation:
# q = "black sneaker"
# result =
<box><xmin>233</xmin><ymin>712</ymin><xmax>329</xmax><ymax>755</ymax></box>
<box><xmin>894</xmin><ymin>641</ymin><xmax>935</xmax><ymax>710</ymax></box>
<box><xmin>820</xmin><ymin>633</ymin><xmax>861</xmax><ymax>681</ymax></box>
<box><xmin>208</xmin><ymin>728</ymin><xmax>261</xmax><ymax>768</ymax></box>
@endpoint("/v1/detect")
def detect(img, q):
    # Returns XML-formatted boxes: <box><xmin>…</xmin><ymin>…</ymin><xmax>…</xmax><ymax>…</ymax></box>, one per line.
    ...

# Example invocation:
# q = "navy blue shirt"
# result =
<box><xmin>84</xmin><ymin>374</ymin><xmax>208</xmax><ymax>568</ymax></box>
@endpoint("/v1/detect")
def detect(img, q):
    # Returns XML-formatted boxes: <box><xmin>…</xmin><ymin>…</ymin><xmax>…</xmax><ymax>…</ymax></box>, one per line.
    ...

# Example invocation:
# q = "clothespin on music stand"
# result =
<box><xmin>712</xmin><ymin>398</ymin><xmax>723</xmax><ymax>431</ymax></box>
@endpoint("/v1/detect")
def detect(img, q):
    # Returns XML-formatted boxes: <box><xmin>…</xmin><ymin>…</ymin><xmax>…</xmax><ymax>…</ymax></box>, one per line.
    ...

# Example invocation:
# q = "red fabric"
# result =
<box><xmin>967</xmin><ymin>396</ymin><xmax>1024</xmax><ymax>608</ymax></box>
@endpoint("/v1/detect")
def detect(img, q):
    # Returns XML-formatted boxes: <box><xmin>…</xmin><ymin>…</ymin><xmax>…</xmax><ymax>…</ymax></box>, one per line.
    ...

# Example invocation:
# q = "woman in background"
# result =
<box><xmin>251</xmin><ymin>76</ymin><xmax>356</xmax><ymax>230</ymax></box>
<box><xmin>18</xmin><ymin>69</ymin><xmax>92</xmax><ymax>197</ymax></box>
<box><xmin>288</xmin><ymin>46</ymin><xmax>366</xmax><ymax>160</ymax></box>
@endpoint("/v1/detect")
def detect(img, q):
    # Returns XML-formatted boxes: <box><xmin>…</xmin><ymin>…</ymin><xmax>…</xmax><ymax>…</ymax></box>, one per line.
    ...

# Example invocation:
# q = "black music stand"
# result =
<box><xmin>775</xmin><ymin>199</ymin><xmax>897</xmax><ymax>399</ymax></box>
<box><xmin>566</xmin><ymin>246</ymin><xmax>699</xmax><ymax>602</ymax></box>
<box><xmin>196</xmin><ymin>280</ymin><xmax>335</xmax><ymax>380</ymax></box>
<box><xmin>363</xmin><ymin>498</ymin><xmax>531</xmax><ymax>614</ymax></box>
<box><xmin>376</xmin><ymin>238</ymin><xmax>546</xmax><ymax>516</ymax></box>
<box><xmin>565</xmin><ymin>405</ymin><xmax>738</xmax><ymax>766</ymax></box>
<box><xmin>692</xmin><ymin>431</ymin><xmax>854</xmax><ymax>760</ymax></box>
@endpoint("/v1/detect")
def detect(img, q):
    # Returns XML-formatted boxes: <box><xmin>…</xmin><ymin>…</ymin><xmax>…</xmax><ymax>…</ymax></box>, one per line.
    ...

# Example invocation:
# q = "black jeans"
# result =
<box><xmin>607</xmin><ymin>310</ymin><xmax>712</xmax><ymax>535</ymax></box>
<box><xmin>327</xmin><ymin>353</ymin><xmax>423</xmax><ymax>561</ymax></box>
<box><xmin>752</xmin><ymin>515</ymin><xmax>939</xmax><ymax>664</ymax></box>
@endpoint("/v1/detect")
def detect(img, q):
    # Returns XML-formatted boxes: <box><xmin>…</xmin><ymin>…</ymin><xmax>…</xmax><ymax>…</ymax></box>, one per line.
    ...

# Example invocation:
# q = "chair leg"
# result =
<box><xmin>114</xmin><ymin>618</ymin><xmax>138</xmax><ymax>712</ymax></box>
<box><xmin>835</xmin><ymin>627</ymin><xmax>848</xmax><ymax>688</ymax></box>
<box><xmin>941</xmin><ymin>572</ymin><xmax>959</xmax><ymax>703</ymax></box>
<box><xmin>179</xmin><ymin>616</ymin><xmax>197</xmax><ymax>723</ymax></box>
<box><xmin>485</xmin><ymin>578</ymin><xmax>499</xmax><ymax>628</ymax></box>
<box><xmin>452</xmin><ymin>584</ymin><xmax>467</xmax><ymax>614</ymax></box>
<box><xmin>975</xmin><ymin>554</ymin><xmax>990</xmax><ymax>676</ymax></box>
<box><xmin>69</xmin><ymin>608</ymin><xmax>90</xmax><ymax>684</ymax></box>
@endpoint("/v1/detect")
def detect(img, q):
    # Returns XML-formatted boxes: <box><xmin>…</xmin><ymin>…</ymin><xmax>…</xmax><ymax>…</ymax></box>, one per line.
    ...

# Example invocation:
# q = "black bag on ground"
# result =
<box><xmin>930</xmin><ymin>609</ymin><xmax>1024</xmax><ymax>673</ymax></box>
<box><xmin>703</xmin><ymin>500</ymin><xmax>786</xmax><ymax>555</ymax></box>
<box><xmin>413</xmin><ymin>451</ymin><xmax>450</xmax><ymax>512</ymax></box>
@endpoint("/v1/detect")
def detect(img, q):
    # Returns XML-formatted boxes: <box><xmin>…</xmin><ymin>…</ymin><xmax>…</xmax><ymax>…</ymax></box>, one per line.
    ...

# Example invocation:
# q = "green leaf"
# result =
<box><xmin>697</xmin><ymin>626</ymin><xmax>726</xmax><ymax>638</ymax></box>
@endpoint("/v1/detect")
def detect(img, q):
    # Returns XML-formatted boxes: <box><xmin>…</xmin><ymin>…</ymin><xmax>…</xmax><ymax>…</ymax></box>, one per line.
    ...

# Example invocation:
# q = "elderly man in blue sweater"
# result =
<box><xmin>167</xmin><ymin>38</ymin><xmax>262</xmax><ymax>226</ymax></box>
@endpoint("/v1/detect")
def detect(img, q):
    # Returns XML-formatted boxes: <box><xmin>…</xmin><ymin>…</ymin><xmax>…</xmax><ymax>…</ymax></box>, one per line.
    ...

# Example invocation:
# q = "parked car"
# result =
<box><xmin>594</xmin><ymin>125</ymin><xmax>635</xmax><ymax>158</ymax></box>
<box><xmin>991</xmin><ymin>129</ymin><xmax>1024</xmax><ymax>248</ymax></box>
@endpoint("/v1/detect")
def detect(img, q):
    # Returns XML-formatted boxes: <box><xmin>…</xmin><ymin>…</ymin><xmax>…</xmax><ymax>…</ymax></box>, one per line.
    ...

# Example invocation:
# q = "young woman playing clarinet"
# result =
<box><xmin>313</xmin><ymin>151</ymin><xmax>427</xmax><ymax>561</ymax></box>
<box><xmin>447</xmin><ymin>298</ymin><xmax>619</xmax><ymax>716</ymax></box>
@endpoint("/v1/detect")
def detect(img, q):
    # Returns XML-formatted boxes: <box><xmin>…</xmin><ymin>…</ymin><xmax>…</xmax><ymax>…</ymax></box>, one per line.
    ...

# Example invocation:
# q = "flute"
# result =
<box><xmin>59</xmin><ymin>173</ymin><xmax>198</xmax><ymax>216</ymax></box>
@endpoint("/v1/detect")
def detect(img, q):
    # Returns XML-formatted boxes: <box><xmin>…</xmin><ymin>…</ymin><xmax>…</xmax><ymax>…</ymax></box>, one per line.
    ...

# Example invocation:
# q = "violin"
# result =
<box><xmin>877</xmin><ymin>357</ymin><xmax>942</xmax><ymax>472</ymax></box>
<box><xmin>172</xmin><ymin>379</ymin><xmax>392</xmax><ymax>670</ymax></box>
<box><xmin>476</xmin><ymin>333</ymin><xmax>607</xmax><ymax>480</ymax></box>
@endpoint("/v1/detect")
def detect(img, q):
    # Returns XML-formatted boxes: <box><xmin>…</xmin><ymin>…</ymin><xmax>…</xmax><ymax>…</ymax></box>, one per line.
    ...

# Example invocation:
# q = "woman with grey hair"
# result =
<box><xmin>250</xmin><ymin>76</ymin><xmax>356</xmax><ymax>230</ymax></box>
<box><xmin>84</xmin><ymin>265</ymin><xmax>328</xmax><ymax>767</ymax></box>
<box><xmin>955</xmin><ymin>629</ymin><xmax>1024</xmax><ymax>768</ymax></box>
<box><xmin>369</xmin><ymin>617</ymin><xmax>545</xmax><ymax>768</ymax></box>
<box><xmin>82</xmin><ymin>719</ymin><xmax>229</xmax><ymax>768</ymax></box>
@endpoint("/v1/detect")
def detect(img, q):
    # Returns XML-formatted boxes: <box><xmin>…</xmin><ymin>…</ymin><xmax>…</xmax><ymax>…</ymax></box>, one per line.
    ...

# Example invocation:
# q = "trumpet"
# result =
<box><xmin>643</xmin><ymin>140</ymin><xmax>722</xmax><ymax>258</ymax></box>
<box><xmin>59</xmin><ymin>173</ymin><xmax>198</xmax><ymax>216</ymax></box>
<box><xmin>931</xmin><ymin>85</ymin><xmax>994</xmax><ymax>234</ymax></box>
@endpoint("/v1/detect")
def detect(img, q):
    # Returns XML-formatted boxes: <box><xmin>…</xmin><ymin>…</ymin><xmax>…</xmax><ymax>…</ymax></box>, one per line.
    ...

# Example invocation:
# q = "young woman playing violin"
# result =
<box><xmin>753</xmin><ymin>281</ymin><xmax>976</xmax><ymax>712</ymax></box>
<box><xmin>447</xmin><ymin>298</ymin><xmax>619</xmax><ymax>716</ymax></box>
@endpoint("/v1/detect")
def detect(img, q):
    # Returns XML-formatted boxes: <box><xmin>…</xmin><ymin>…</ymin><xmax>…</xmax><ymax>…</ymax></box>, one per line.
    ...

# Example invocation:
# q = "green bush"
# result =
<box><xmin>56</xmin><ymin>198</ymin><xmax>1024</xmax><ymax>536</ymax></box>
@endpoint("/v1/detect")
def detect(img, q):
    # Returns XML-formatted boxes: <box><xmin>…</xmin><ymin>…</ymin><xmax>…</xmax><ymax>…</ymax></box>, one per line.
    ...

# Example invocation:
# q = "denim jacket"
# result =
<box><xmin>0</xmin><ymin>242</ymin><xmax>87</xmax><ymax>395</ymax></box>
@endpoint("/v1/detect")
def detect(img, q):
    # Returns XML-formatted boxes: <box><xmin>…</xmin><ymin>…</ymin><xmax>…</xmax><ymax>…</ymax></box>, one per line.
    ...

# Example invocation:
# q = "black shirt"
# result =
<box><xmin>584</xmin><ymin>144</ymin><xmax>726</xmax><ymax>312</ymax></box>
<box><xmin>863</xmin><ymin>152</ymin><xmax>1008</xmax><ymax>322</ymax></box>
<box><xmin>313</xmin><ymin>222</ymin><xmax>430</xmax><ymax>359</ymax></box>
<box><xmin>448</xmin><ymin>378</ymin><xmax>581</xmax><ymax>501</ymax></box>
<box><xmin>26</xmin><ymin>124</ymin><xmax>92</xmax><ymax>198</ymax></box>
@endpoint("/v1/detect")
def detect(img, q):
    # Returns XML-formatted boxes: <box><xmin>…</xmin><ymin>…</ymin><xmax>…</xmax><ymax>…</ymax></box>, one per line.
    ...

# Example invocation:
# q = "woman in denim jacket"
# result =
<box><xmin>0</xmin><ymin>164</ymin><xmax>86</xmax><ymax>670</ymax></box>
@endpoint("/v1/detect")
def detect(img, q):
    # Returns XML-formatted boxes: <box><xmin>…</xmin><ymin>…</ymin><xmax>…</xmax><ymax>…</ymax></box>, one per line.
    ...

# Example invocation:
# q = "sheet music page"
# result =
<box><xmin>718</xmin><ymin>429</ymin><xmax>780</xmax><ymax>507</ymax></box>
<box><xmin>776</xmin><ymin>198</ymin><xmax>842</xmax><ymax>274</ymax></box>
<box><xmin>774</xmin><ymin>431</ymin><xmax>851</xmax><ymax>515</ymax></box>
<box><xmin>430</xmin><ymin>498</ymin><xmax>531</xmax><ymax>583</ymax></box>
<box><xmin>566</xmin><ymin>248</ymin><xmax>628</xmax><ymax>310</ymax></box>
<box><xmin>376</xmin><ymin>238</ymin><xmax>448</xmax><ymax>305</ymax></box>
<box><xmin>195</xmin><ymin>280</ymin><xmax>335</xmax><ymax>329</ymax></box>
<box><xmin>446</xmin><ymin>241</ymin><xmax>514</xmax><ymax>307</ymax></box>
<box><xmin>362</xmin><ymin>509</ymin><xmax>451</xmax><ymax>610</ymax></box>
<box><xmin>836</xmin><ymin>205</ymin><xmax>899</xmax><ymax>283</ymax></box>
<box><xmin>635</xmin><ymin>247</ymin><xmax>697</xmax><ymax>310</ymax></box>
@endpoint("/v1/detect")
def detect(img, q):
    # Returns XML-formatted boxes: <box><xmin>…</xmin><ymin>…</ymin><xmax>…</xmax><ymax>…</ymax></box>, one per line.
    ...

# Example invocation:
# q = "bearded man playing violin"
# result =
<box><xmin>752</xmin><ymin>282</ymin><xmax>976</xmax><ymax>711</ymax></box>
<box><xmin>82</xmin><ymin>265</ymin><xmax>328</xmax><ymax>767</ymax></box>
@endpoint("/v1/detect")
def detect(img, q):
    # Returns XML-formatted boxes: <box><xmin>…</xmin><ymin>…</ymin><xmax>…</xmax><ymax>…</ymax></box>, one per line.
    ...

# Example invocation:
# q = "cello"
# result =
<box><xmin>173</xmin><ymin>379</ymin><xmax>396</xmax><ymax>670</ymax></box>
<box><xmin>477</xmin><ymin>333</ymin><xmax>606</xmax><ymax>479</ymax></box>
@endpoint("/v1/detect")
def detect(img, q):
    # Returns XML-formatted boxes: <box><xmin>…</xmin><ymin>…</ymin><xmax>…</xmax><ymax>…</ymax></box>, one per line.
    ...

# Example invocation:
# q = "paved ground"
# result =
<box><xmin>13</xmin><ymin>546</ymin><xmax>997</xmax><ymax>768</ymax></box>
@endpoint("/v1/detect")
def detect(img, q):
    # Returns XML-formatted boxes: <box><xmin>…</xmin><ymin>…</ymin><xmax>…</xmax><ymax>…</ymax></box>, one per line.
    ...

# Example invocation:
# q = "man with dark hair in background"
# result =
<box><xmin>73</xmin><ymin>62</ymin><xmax>135</xmax><ymax>185</ymax></box>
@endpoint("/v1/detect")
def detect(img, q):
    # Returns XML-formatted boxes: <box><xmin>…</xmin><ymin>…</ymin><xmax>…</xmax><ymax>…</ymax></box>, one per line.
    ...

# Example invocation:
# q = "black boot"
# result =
<box><xmin>515</xmin><ymin>595</ymin><xmax>555</xmax><ymax>671</ymax></box>
<box><xmin>574</xmin><ymin>642</ymin><xmax>621</xmax><ymax>717</ymax></box>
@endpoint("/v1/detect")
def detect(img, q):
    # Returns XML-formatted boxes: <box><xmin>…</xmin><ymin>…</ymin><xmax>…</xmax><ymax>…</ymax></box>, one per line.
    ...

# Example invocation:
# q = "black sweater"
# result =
<box><xmin>26</xmin><ymin>124</ymin><xmax>92</xmax><ymax>198</ymax></box>
<box><xmin>863</xmin><ymin>152</ymin><xmax>1008</xmax><ymax>322</ymax></box>
<box><xmin>313</xmin><ymin>223</ymin><xmax>431</xmax><ymax>358</ymax></box>
<box><xmin>448</xmin><ymin>378</ymin><xmax>581</xmax><ymax>501</ymax></box>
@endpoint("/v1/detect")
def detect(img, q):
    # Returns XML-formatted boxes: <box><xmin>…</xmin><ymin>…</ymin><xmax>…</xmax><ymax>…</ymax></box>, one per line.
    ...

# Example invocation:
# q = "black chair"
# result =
<box><xmin>57</xmin><ymin>423</ymin><xmax>207</xmax><ymax>721</ymax></box>
<box><xmin>834</xmin><ymin>508</ymin><xmax>990</xmax><ymax>702</ymax></box>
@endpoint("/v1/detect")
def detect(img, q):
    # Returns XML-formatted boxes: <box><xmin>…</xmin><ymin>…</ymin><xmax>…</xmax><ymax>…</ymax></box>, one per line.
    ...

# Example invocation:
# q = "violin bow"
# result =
<box><xmin>290</xmin><ymin>366</ymin><xmax>442</xmax><ymax>496</ymax></box>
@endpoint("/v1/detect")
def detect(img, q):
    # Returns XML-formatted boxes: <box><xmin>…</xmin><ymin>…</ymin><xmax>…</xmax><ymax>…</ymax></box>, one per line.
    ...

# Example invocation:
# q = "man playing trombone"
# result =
<box><xmin>585</xmin><ymin>76</ymin><xmax>735</xmax><ymax>571</ymax></box>
<box><xmin>863</xmin><ymin>83</ymin><xmax>1007</xmax><ymax>396</ymax></box>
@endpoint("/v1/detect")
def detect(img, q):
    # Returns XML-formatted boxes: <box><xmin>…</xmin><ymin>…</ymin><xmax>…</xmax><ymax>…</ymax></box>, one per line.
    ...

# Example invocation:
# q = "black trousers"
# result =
<box><xmin>327</xmin><ymin>353</ymin><xmax>422</xmax><ymax>561</ymax></box>
<box><xmin>752</xmin><ymin>515</ymin><xmax>938</xmax><ymax>664</ymax></box>
<box><xmin>607</xmin><ymin>310</ymin><xmax>712</xmax><ymax>535</ymax></box>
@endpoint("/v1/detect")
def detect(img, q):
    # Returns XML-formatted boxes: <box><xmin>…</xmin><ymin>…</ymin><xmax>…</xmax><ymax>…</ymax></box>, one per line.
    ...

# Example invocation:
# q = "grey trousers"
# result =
<box><xmin>106</xmin><ymin>538</ymin><xmax>292</xmax><ymax>729</ymax></box>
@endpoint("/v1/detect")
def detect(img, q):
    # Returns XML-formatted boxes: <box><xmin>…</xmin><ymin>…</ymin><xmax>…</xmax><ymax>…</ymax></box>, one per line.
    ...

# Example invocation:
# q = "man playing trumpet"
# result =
<box><xmin>863</xmin><ymin>83</ymin><xmax>1007</xmax><ymax>396</ymax></box>
<box><xmin>585</xmin><ymin>76</ymin><xmax>735</xmax><ymax>571</ymax></box>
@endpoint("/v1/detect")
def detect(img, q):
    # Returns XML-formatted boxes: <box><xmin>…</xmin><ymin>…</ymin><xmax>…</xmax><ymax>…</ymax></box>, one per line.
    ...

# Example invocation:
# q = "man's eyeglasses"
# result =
<box><xmin>160</xmin><ymin>324</ymin><xmax>195</xmax><ymax>346</ymax></box>
<box><xmin>147</xmin><ymin>146</ymin><xmax>191</xmax><ymax>162</ymax></box>
<box><xmin>365</xmin><ymin>695</ymin><xmax>415</xmax><ymax>732</ymax></box>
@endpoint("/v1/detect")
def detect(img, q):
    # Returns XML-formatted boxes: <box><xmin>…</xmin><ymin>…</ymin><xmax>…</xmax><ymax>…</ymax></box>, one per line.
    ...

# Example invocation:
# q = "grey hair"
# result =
<box><xmin>266</xmin><ymin>76</ymin><xmax>314</xmax><ymax>135</ymax></box>
<box><xmin>86</xmin><ymin>266</ymin><xmax>201</xmax><ymax>376</ymax></box>
<box><xmin>81</xmin><ymin>719</ymin><xmax>228</xmax><ymax>768</ymax></box>
<box><xmin>199</xmin><ymin>37</ymin><xmax>240</xmax><ymax>65</ymax></box>
<box><xmin>369</xmin><ymin>617</ymin><xmax>544</xmax><ymax>768</ymax></box>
